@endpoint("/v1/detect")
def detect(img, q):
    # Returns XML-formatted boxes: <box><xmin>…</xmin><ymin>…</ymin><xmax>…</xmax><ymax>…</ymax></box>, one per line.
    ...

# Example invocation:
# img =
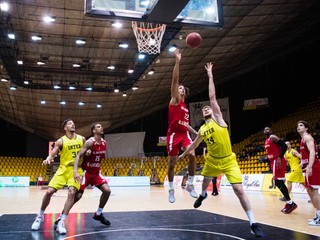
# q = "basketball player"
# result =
<box><xmin>263</xmin><ymin>127</ymin><xmax>298</xmax><ymax>214</ymax></box>
<box><xmin>297</xmin><ymin>120</ymin><xmax>320</xmax><ymax>226</ymax></box>
<box><xmin>31</xmin><ymin>119</ymin><xmax>85</xmax><ymax>234</ymax></box>
<box><xmin>73</xmin><ymin>122</ymin><xmax>111</xmax><ymax>226</ymax></box>
<box><xmin>167</xmin><ymin>48</ymin><xmax>197</xmax><ymax>203</ymax></box>
<box><xmin>283</xmin><ymin>141</ymin><xmax>304</xmax><ymax>198</ymax></box>
<box><xmin>178</xmin><ymin>62</ymin><xmax>264</xmax><ymax>238</ymax></box>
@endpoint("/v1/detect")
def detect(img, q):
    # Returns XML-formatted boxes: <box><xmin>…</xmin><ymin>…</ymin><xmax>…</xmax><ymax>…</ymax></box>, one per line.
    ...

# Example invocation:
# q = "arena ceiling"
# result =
<box><xmin>0</xmin><ymin>0</ymin><xmax>319</xmax><ymax>140</ymax></box>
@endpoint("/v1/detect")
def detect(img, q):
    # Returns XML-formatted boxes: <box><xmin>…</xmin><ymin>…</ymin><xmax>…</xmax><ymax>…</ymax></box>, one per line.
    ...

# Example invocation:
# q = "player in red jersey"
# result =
<box><xmin>297</xmin><ymin>120</ymin><xmax>320</xmax><ymax>226</ymax></box>
<box><xmin>263</xmin><ymin>127</ymin><xmax>298</xmax><ymax>214</ymax></box>
<box><xmin>167</xmin><ymin>48</ymin><xmax>198</xmax><ymax>203</ymax></box>
<box><xmin>73</xmin><ymin>122</ymin><xmax>111</xmax><ymax>226</ymax></box>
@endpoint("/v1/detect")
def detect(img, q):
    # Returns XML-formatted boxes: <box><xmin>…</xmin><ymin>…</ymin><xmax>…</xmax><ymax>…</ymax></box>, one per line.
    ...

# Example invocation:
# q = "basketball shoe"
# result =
<box><xmin>308</xmin><ymin>216</ymin><xmax>320</xmax><ymax>226</ymax></box>
<box><xmin>185</xmin><ymin>184</ymin><xmax>197</xmax><ymax>198</ymax></box>
<box><xmin>31</xmin><ymin>215</ymin><xmax>44</xmax><ymax>231</ymax></box>
<box><xmin>250</xmin><ymin>223</ymin><xmax>265</xmax><ymax>238</ymax></box>
<box><xmin>194</xmin><ymin>193</ymin><xmax>207</xmax><ymax>208</ymax></box>
<box><xmin>54</xmin><ymin>218</ymin><xmax>61</xmax><ymax>231</ymax></box>
<box><xmin>56</xmin><ymin>219</ymin><xmax>67</xmax><ymax>234</ymax></box>
<box><xmin>282</xmin><ymin>202</ymin><xmax>298</xmax><ymax>214</ymax></box>
<box><xmin>93</xmin><ymin>213</ymin><xmax>111</xmax><ymax>226</ymax></box>
<box><xmin>168</xmin><ymin>188</ymin><xmax>175</xmax><ymax>203</ymax></box>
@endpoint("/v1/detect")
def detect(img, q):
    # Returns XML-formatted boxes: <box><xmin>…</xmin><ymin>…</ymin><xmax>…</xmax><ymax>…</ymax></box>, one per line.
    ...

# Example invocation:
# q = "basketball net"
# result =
<box><xmin>132</xmin><ymin>21</ymin><xmax>166</xmax><ymax>55</ymax></box>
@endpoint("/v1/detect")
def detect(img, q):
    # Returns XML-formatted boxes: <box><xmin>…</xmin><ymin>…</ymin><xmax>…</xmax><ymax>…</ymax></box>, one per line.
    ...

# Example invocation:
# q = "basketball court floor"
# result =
<box><xmin>0</xmin><ymin>185</ymin><xmax>319</xmax><ymax>240</ymax></box>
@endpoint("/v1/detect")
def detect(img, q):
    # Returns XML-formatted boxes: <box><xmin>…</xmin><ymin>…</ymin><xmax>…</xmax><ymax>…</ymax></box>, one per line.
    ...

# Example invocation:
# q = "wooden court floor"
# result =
<box><xmin>0</xmin><ymin>185</ymin><xmax>319</xmax><ymax>239</ymax></box>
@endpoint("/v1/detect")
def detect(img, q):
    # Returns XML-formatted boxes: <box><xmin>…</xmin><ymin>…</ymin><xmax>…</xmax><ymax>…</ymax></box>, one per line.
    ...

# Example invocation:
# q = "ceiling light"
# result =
<box><xmin>17</xmin><ymin>60</ymin><xmax>23</xmax><ymax>65</ymax></box>
<box><xmin>69</xmin><ymin>86</ymin><xmax>76</xmax><ymax>90</ymax></box>
<box><xmin>40</xmin><ymin>100</ymin><xmax>46</xmax><ymax>104</ymax></box>
<box><xmin>1</xmin><ymin>78</ymin><xmax>8</xmax><ymax>82</ymax></box>
<box><xmin>114</xmin><ymin>89</ymin><xmax>119</xmax><ymax>93</ymax></box>
<box><xmin>85</xmin><ymin>86</ymin><xmax>93</xmax><ymax>91</ymax></box>
<box><xmin>31</xmin><ymin>35</ymin><xmax>42</xmax><ymax>41</ymax></box>
<box><xmin>43</xmin><ymin>16</ymin><xmax>55</xmax><ymax>23</ymax></box>
<box><xmin>76</xmin><ymin>39</ymin><xmax>86</xmax><ymax>45</ymax></box>
<box><xmin>118</xmin><ymin>42</ymin><xmax>128</xmax><ymax>48</ymax></box>
<box><xmin>78</xmin><ymin>102</ymin><xmax>85</xmax><ymax>106</ymax></box>
<box><xmin>37</xmin><ymin>61</ymin><xmax>45</xmax><ymax>65</ymax></box>
<box><xmin>128</xmin><ymin>69</ymin><xmax>134</xmax><ymax>74</ymax></box>
<box><xmin>112</xmin><ymin>22</ymin><xmax>122</xmax><ymax>28</ymax></box>
<box><xmin>53</xmin><ymin>85</ymin><xmax>61</xmax><ymax>89</ymax></box>
<box><xmin>169</xmin><ymin>44</ymin><xmax>177</xmax><ymax>52</ymax></box>
<box><xmin>60</xmin><ymin>100</ymin><xmax>66</xmax><ymax>105</ymax></box>
<box><xmin>148</xmin><ymin>69</ymin><xmax>155</xmax><ymax>75</ymax></box>
<box><xmin>0</xmin><ymin>2</ymin><xmax>9</xmax><ymax>12</ymax></box>
<box><xmin>96</xmin><ymin>104</ymin><xmax>102</xmax><ymax>108</ymax></box>
<box><xmin>140</xmin><ymin>1</ymin><xmax>150</xmax><ymax>7</ymax></box>
<box><xmin>132</xmin><ymin>86</ymin><xmax>139</xmax><ymax>90</ymax></box>
<box><xmin>72</xmin><ymin>63</ymin><xmax>81</xmax><ymax>68</ymax></box>
<box><xmin>122</xmin><ymin>92</ymin><xmax>127</xmax><ymax>97</ymax></box>
<box><xmin>23</xmin><ymin>80</ymin><xmax>30</xmax><ymax>85</ymax></box>
<box><xmin>138</xmin><ymin>53</ymin><xmax>145</xmax><ymax>60</ymax></box>
<box><xmin>10</xmin><ymin>86</ymin><xmax>17</xmax><ymax>90</ymax></box>
<box><xmin>107</xmin><ymin>65</ymin><xmax>115</xmax><ymax>70</ymax></box>
<box><xmin>8</xmin><ymin>33</ymin><xmax>15</xmax><ymax>39</ymax></box>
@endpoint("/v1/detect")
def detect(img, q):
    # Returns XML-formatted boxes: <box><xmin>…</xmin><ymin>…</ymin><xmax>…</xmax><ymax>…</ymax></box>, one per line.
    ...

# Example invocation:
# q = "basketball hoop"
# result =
<box><xmin>132</xmin><ymin>21</ymin><xmax>166</xmax><ymax>55</ymax></box>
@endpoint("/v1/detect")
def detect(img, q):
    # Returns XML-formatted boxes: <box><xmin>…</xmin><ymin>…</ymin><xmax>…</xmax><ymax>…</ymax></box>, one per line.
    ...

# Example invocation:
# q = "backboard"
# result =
<box><xmin>85</xmin><ymin>0</ymin><xmax>224</xmax><ymax>28</ymax></box>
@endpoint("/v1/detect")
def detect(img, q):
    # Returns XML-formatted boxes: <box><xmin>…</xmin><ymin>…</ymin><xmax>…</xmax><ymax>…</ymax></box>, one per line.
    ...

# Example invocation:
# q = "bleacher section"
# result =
<box><xmin>0</xmin><ymin>156</ymin><xmax>48</xmax><ymax>183</ymax></box>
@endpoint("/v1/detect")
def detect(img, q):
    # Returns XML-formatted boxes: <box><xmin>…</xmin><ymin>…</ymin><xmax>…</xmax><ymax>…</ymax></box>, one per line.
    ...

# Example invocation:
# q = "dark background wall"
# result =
<box><xmin>1</xmin><ymin>41</ymin><xmax>319</xmax><ymax>157</ymax></box>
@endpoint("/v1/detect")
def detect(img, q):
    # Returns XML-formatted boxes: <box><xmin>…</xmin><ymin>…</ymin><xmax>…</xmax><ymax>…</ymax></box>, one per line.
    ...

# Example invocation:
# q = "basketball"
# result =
<box><xmin>186</xmin><ymin>32</ymin><xmax>202</xmax><ymax>49</ymax></box>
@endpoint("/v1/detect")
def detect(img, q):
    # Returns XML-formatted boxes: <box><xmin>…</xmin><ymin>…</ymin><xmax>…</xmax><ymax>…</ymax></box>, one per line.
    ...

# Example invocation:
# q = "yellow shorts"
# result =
<box><xmin>287</xmin><ymin>169</ymin><xmax>305</xmax><ymax>184</ymax></box>
<box><xmin>202</xmin><ymin>152</ymin><xmax>242</xmax><ymax>184</ymax></box>
<box><xmin>48</xmin><ymin>165</ymin><xmax>83</xmax><ymax>190</ymax></box>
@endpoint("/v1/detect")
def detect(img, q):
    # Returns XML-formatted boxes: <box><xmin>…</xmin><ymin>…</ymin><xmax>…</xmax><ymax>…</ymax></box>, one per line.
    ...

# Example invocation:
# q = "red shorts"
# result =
<box><xmin>80</xmin><ymin>171</ymin><xmax>108</xmax><ymax>191</ymax></box>
<box><xmin>304</xmin><ymin>161</ymin><xmax>320</xmax><ymax>189</ymax></box>
<box><xmin>270</xmin><ymin>158</ymin><xmax>286</xmax><ymax>180</ymax></box>
<box><xmin>166</xmin><ymin>131</ymin><xmax>192</xmax><ymax>156</ymax></box>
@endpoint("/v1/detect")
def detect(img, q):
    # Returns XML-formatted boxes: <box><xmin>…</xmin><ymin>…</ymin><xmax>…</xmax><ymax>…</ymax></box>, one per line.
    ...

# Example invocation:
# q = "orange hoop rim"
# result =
<box><xmin>132</xmin><ymin>21</ymin><xmax>166</xmax><ymax>32</ymax></box>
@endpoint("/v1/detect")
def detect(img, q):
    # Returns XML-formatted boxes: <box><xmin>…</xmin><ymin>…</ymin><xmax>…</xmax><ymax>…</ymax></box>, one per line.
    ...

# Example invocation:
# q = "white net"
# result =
<box><xmin>132</xmin><ymin>21</ymin><xmax>166</xmax><ymax>55</ymax></box>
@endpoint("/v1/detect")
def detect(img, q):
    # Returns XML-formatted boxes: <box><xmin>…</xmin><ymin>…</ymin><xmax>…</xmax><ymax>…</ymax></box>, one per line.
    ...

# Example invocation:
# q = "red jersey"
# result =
<box><xmin>300</xmin><ymin>134</ymin><xmax>319</xmax><ymax>165</ymax></box>
<box><xmin>264</xmin><ymin>138</ymin><xmax>281</xmax><ymax>161</ymax></box>
<box><xmin>81</xmin><ymin>137</ymin><xmax>106</xmax><ymax>175</ymax></box>
<box><xmin>168</xmin><ymin>99</ymin><xmax>189</xmax><ymax>133</ymax></box>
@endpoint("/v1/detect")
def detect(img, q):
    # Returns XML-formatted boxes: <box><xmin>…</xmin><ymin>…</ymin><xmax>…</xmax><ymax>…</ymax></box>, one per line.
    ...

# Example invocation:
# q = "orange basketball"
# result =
<box><xmin>186</xmin><ymin>32</ymin><xmax>202</xmax><ymax>49</ymax></box>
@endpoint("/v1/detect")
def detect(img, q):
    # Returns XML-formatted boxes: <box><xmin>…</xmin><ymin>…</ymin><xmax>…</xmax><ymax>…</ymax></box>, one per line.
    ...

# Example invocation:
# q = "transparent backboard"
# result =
<box><xmin>85</xmin><ymin>0</ymin><xmax>223</xmax><ymax>28</ymax></box>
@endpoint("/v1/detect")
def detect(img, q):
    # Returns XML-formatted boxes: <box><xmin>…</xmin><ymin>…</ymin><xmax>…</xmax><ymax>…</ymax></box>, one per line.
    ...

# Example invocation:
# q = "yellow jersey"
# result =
<box><xmin>60</xmin><ymin>134</ymin><xmax>84</xmax><ymax>167</ymax></box>
<box><xmin>199</xmin><ymin>119</ymin><xmax>232</xmax><ymax>158</ymax></box>
<box><xmin>285</xmin><ymin>148</ymin><xmax>301</xmax><ymax>172</ymax></box>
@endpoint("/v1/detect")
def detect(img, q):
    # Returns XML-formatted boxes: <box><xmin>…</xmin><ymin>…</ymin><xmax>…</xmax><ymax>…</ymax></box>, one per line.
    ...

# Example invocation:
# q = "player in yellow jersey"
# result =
<box><xmin>284</xmin><ymin>141</ymin><xmax>305</xmax><ymax>197</ymax></box>
<box><xmin>31</xmin><ymin>119</ymin><xmax>85</xmax><ymax>235</ymax></box>
<box><xmin>179</xmin><ymin>62</ymin><xmax>264</xmax><ymax>238</ymax></box>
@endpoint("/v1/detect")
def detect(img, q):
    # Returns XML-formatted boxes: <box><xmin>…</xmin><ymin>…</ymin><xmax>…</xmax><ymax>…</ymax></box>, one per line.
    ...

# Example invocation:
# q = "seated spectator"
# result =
<box><xmin>37</xmin><ymin>175</ymin><xmax>44</xmax><ymax>187</ymax></box>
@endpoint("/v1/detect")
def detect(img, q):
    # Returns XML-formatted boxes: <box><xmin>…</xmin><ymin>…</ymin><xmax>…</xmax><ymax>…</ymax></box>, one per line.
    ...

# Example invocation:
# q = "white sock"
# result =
<box><xmin>169</xmin><ymin>182</ymin><xmax>174</xmax><ymax>189</ymax></box>
<box><xmin>246</xmin><ymin>210</ymin><xmax>255</xmax><ymax>225</ymax></box>
<box><xmin>96</xmin><ymin>208</ymin><xmax>103</xmax><ymax>215</ymax></box>
<box><xmin>187</xmin><ymin>175</ymin><xmax>194</xmax><ymax>185</ymax></box>
<box><xmin>61</xmin><ymin>214</ymin><xmax>67</xmax><ymax>221</ymax></box>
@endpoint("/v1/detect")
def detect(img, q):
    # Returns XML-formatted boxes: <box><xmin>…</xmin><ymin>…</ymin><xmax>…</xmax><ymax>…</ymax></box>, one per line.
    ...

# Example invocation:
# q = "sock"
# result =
<box><xmin>201</xmin><ymin>190</ymin><xmax>206</xmax><ymax>197</ymax></box>
<box><xmin>169</xmin><ymin>182</ymin><xmax>173</xmax><ymax>189</ymax></box>
<box><xmin>286</xmin><ymin>200</ymin><xmax>293</xmax><ymax>204</ymax></box>
<box><xmin>61</xmin><ymin>214</ymin><xmax>67</xmax><ymax>221</ymax></box>
<box><xmin>96</xmin><ymin>208</ymin><xmax>103</xmax><ymax>215</ymax></box>
<box><xmin>316</xmin><ymin>210</ymin><xmax>320</xmax><ymax>218</ymax></box>
<box><xmin>187</xmin><ymin>175</ymin><xmax>194</xmax><ymax>185</ymax></box>
<box><xmin>246</xmin><ymin>210</ymin><xmax>255</xmax><ymax>225</ymax></box>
